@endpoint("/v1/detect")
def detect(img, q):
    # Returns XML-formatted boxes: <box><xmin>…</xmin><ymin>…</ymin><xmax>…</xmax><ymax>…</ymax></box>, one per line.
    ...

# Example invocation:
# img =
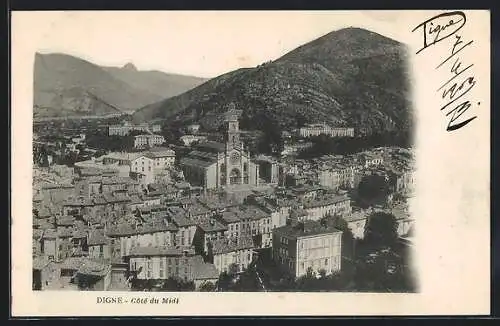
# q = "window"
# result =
<box><xmin>325</xmin><ymin>258</ymin><xmax>328</xmax><ymax>266</ymax></box>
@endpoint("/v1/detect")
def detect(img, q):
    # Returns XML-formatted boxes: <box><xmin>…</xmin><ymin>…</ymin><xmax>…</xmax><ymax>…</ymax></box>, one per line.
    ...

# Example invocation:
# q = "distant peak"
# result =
<box><xmin>122</xmin><ymin>62</ymin><xmax>138</xmax><ymax>71</ymax></box>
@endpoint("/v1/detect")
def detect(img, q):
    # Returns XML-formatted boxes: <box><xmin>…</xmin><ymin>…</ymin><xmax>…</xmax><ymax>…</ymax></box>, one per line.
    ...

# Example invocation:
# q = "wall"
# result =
<box><xmin>296</xmin><ymin>233</ymin><xmax>342</xmax><ymax>278</ymax></box>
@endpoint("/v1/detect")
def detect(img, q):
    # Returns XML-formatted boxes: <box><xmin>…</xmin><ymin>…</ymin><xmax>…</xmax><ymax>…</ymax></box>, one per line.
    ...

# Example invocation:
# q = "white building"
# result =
<box><xmin>134</xmin><ymin>134</ymin><xmax>165</xmax><ymax>149</ymax></box>
<box><xmin>299</xmin><ymin>124</ymin><xmax>354</xmax><ymax>138</ymax></box>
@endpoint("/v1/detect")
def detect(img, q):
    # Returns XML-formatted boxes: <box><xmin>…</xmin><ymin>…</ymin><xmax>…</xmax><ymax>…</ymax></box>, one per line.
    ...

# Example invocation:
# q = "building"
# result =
<box><xmin>301</xmin><ymin>192</ymin><xmax>351</xmax><ymax>221</ymax></box>
<box><xmin>299</xmin><ymin>124</ymin><xmax>354</xmax><ymax>138</ymax></box>
<box><xmin>272</xmin><ymin>220</ymin><xmax>342</xmax><ymax>278</ymax></box>
<box><xmin>88</xmin><ymin>229</ymin><xmax>112</xmax><ymax>260</ymax></box>
<box><xmin>359</xmin><ymin>152</ymin><xmax>384</xmax><ymax>168</ymax></box>
<box><xmin>134</xmin><ymin>134</ymin><xmax>166</xmax><ymax>149</ymax></box>
<box><xmin>180</xmin><ymin>108</ymin><xmax>260</xmax><ymax>189</ymax></box>
<box><xmin>318</xmin><ymin>168</ymin><xmax>340</xmax><ymax>190</ymax></box>
<box><xmin>108</xmin><ymin>122</ymin><xmax>161</xmax><ymax>136</ymax></box>
<box><xmin>190</xmin><ymin>256</ymin><xmax>219</xmax><ymax>289</ymax></box>
<box><xmin>180</xmin><ymin>135</ymin><xmax>208</xmax><ymax>146</ymax></box>
<box><xmin>211</xmin><ymin>236</ymin><xmax>255</xmax><ymax>274</ymax></box>
<box><xmin>186</xmin><ymin>124</ymin><xmax>201</xmax><ymax>134</ymax></box>
<box><xmin>75</xmin><ymin>259</ymin><xmax>112</xmax><ymax>291</ymax></box>
<box><xmin>32</xmin><ymin>257</ymin><xmax>59</xmax><ymax>290</ymax></box>
<box><xmin>128</xmin><ymin>247</ymin><xmax>197</xmax><ymax>282</ymax></box>
<box><xmin>104</xmin><ymin>152</ymin><xmax>156</xmax><ymax>184</ymax></box>
<box><xmin>193</xmin><ymin>219</ymin><xmax>228</xmax><ymax>255</ymax></box>
<box><xmin>106</xmin><ymin>221</ymin><xmax>179</xmax><ymax>259</ymax></box>
<box><xmin>146</xmin><ymin>147</ymin><xmax>176</xmax><ymax>169</ymax></box>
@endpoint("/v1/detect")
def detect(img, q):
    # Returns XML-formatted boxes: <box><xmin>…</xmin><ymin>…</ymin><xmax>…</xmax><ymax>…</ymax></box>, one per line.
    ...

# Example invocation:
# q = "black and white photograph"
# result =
<box><xmin>11</xmin><ymin>10</ymin><xmax>490</xmax><ymax>316</ymax></box>
<box><xmin>31</xmin><ymin>11</ymin><xmax>417</xmax><ymax>293</ymax></box>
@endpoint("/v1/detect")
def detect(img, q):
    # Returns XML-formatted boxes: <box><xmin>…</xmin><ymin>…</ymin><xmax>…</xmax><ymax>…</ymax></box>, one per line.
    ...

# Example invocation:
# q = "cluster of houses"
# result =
<box><xmin>32</xmin><ymin>112</ymin><xmax>416</xmax><ymax>291</ymax></box>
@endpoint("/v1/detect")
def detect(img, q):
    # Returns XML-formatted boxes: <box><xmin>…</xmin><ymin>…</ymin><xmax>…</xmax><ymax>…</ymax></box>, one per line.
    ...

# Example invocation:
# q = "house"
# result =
<box><xmin>302</xmin><ymin>192</ymin><xmax>351</xmax><ymax>221</ymax></box>
<box><xmin>75</xmin><ymin>259</ymin><xmax>112</xmax><ymax>291</ymax></box>
<box><xmin>128</xmin><ymin>246</ymin><xmax>196</xmax><ymax>282</ymax></box>
<box><xmin>32</xmin><ymin>257</ymin><xmax>59</xmax><ymax>290</ymax></box>
<box><xmin>165</xmin><ymin>206</ymin><xmax>198</xmax><ymax>247</ymax></box>
<box><xmin>180</xmin><ymin>135</ymin><xmax>208</xmax><ymax>146</ymax></box>
<box><xmin>190</xmin><ymin>255</ymin><xmax>219</xmax><ymax>289</ymax></box>
<box><xmin>210</xmin><ymin>236</ymin><xmax>255</xmax><ymax>274</ymax></box>
<box><xmin>88</xmin><ymin>229</ymin><xmax>112</xmax><ymax>260</ymax></box>
<box><xmin>106</xmin><ymin>221</ymin><xmax>179</xmax><ymax>258</ymax></box>
<box><xmin>344</xmin><ymin>209</ymin><xmax>370</xmax><ymax>239</ymax></box>
<box><xmin>134</xmin><ymin>134</ymin><xmax>166</xmax><ymax>149</ymax></box>
<box><xmin>146</xmin><ymin>147</ymin><xmax>176</xmax><ymax>168</ymax></box>
<box><xmin>272</xmin><ymin>220</ymin><xmax>343</xmax><ymax>278</ymax></box>
<box><xmin>193</xmin><ymin>219</ymin><xmax>228</xmax><ymax>255</ymax></box>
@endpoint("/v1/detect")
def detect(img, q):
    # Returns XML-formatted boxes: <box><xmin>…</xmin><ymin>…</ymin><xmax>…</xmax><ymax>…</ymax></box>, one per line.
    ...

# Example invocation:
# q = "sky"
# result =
<box><xmin>20</xmin><ymin>11</ymin><xmax>408</xmax><ymax>78</ymax></box>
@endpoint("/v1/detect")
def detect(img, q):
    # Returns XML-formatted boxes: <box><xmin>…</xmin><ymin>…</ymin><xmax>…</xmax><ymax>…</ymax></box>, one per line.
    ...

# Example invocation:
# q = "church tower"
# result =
<box><xmin>224</xmin><ymin>104</ymin><xmax>242</xmax><ymax>151</ymax></box>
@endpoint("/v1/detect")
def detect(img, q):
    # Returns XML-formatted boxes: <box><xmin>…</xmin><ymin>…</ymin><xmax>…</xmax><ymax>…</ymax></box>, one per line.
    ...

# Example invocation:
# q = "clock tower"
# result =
<box><xmin>224</xmin><ymin>105</ymin><xmax>242</xmax><ymax>151</ymax></box>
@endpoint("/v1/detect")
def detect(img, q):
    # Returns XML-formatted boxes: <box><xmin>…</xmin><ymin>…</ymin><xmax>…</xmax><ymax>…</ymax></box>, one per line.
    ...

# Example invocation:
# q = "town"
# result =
<box><xmin>32</xmin><ymin>106</ymin><xmax>416</xmax><ymax>292</ymax></box>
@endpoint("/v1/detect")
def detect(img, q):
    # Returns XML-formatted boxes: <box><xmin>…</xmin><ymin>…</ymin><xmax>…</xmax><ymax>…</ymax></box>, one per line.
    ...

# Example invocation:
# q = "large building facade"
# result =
<box><xmin>299</xmin><ymin>124</ymin><xmax>355</xmax><ymax>138</ymax></box>
<box><xmin>272</xmin><ymin>221</ymin><xmax>342</xmax><ymax>278</ymax></box>
<box><xmin>180</xmin><ymin>108</ymin><xmax>260</xmax><ymax>189</ymax></box>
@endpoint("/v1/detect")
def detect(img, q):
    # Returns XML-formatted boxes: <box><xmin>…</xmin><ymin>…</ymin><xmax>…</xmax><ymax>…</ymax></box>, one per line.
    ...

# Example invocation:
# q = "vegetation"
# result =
<box><xmin>362</xmin><ymin>212</ymin><xmax>399</xmax><ymax>251</ymax></box>
<box><xmin>298</xmin><ymin>130</ymin><xmax>412</xmax><ymax>159</ymax></box>
<box><xmin>133</xmin><ymin>28</ymin><xmax>412</xmax><ymax>137</ymax></box>
<box><xmin>356</xmin><ymin>174</ymin><xmax>391</xmax><ymax>208</ymax></box>
<box><xmin>198</xmin><ymin>281</ymin><xmax>216</xmax><ymax>292</ymax></box>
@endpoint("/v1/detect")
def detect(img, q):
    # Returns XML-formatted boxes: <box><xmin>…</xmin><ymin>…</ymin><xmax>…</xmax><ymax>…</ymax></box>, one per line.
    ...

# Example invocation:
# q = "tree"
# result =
<box><xmin>198</xmin><ymin>281</ymin><xmax>216</xmax><ymax>292</ymax></box>
<box><xmin>364</xmin><ymin>212</ymin><xmax>399</xmax><ymax>250</ymax></box>
<box><xmin>357</xmin><ymin>174</ymin><xmax>391</xmax><ymax>207</ymax></box>
<box><xmin>321</xmin><ymin>215</ymin><xmax>356</xmax><ymax>259</ymax></box>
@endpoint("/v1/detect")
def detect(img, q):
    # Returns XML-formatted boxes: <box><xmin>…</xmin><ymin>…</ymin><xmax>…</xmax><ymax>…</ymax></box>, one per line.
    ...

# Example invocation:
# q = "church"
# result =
<box><xmin>180</xmin><ymin>108</ymin><xmax>260</xmax><ymax>190</ymax></box>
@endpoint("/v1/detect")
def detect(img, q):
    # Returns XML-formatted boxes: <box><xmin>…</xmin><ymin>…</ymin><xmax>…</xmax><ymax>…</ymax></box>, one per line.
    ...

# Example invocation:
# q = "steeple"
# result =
<box><xmin>224</xmin><ymin>103</ymin><xmax>242</xmax><ymax>151</ymax></box>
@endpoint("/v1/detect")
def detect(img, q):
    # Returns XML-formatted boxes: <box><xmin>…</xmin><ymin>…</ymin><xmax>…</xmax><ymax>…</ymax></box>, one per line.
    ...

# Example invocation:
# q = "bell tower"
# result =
<box><xmin>224</xmin><ymin>104</ymin><xmax>242</xmax><ymax>151</ymax></box>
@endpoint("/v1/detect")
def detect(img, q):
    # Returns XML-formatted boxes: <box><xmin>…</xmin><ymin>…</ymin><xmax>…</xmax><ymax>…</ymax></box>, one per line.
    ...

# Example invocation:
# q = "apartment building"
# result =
<box><xmin>272</xmin><ymin>220</ymin><xmax>342</xmax><ymax>278</ymax></box>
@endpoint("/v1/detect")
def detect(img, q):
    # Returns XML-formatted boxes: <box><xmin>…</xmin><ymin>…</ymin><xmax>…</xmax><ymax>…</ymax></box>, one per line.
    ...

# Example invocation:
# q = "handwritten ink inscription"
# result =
<box><xmin>412</xmin><ymin>11</ymin><xmax>479</xmax><ymax>132</ymax></box>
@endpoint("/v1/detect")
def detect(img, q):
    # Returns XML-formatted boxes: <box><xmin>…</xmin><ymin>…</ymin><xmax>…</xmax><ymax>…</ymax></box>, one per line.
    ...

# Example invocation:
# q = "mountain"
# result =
<box><xmin>102</xmin><ymin>64</ymin><xmax>209</xmax><ymax>103</ymax></box>
<box><xmin>33</xmin><ymin>53</ymin><xmax>208</xmax><ymax>118</ymax></box>
<box><xmin>132</xmin><ymin>27</ymin><xmax>412</xmax><ymax>136</ymax></box>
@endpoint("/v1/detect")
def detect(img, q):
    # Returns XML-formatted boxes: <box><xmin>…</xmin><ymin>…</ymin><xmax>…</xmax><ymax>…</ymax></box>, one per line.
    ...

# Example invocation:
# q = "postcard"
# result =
<box><xmin>11</xmin><ymin>10</ymin><xmax>490</xmax><ymax>316</ymax></box>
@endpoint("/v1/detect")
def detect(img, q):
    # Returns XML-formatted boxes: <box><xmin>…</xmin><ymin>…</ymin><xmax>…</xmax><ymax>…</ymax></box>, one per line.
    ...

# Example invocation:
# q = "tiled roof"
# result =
<box><xmin>199</xmin><ymin>220</ymin><xmax>227</xmax><ymax>233</ymax></box>
<box><xmin>302</xmin><ymin>194</ymin><xmax>350</xmax><ymax>209</ymax></box>
<box><xmin>76</xmin><ymin>259</ymin><xmax>111</xmax><ymax>277</ymax></box>
<box><xmin>33</xmin><ymin>256</ymin><xmax>52</xmax><ymax>270</ymax></box>
<box><xmin>289</xmin><ymin>208</ymin><xmax>308</xmax><ymax>219</ymax></box>
<box><xmin>42</xmin><ymin>229</ymin><xmax>57</xmax><ymax>239</ymax></box>
<box><xmin>218</xmin><ymin>211</ymin><xmax>240</xmax><ymax>224</ymax></box>
<box><xmin>58</xmin><ymin>228</ymin><xmax>74</xmax><ymax>238</ymax></box>
<box><xmin>56</xmin><ymin>216</ymin><xmax>75</xmax><ymax>226</ymax></box>
<box><xmin>128</xmin><ymin>246</ymin><xmax>184</xmax><ymax>257</ymax></box>
<box><xmin>88</xmin><ymin>229</ymin><xmax>110</xmax><ymax>246</ymax></box>
<box><xmin>273</xmin><ymin>220</ymin><xmax>342</xmax><ymax>239</ymax></box>
<box><xmin>191</xmin><ymin>257</ymin><xmax>219</xmax><ymax>280</ymax></box>
<box><xmin>210</xmin><ymin>235</ymin><xmax>254</xmax><ymax>255</ymax></box>
<box><xmin>180</xmin><ymin>157</ymin><xmax>216</xmax><ymax>168</ymax></box>
<box><xmin>106</xmin><ymin>220</ymin><xmax>178</xmax><ymax>237</ymax></box>
<box><xmin>194</xmin><ymin>141</ymin><xmax>226</xmax><ymax>153</ymax></box>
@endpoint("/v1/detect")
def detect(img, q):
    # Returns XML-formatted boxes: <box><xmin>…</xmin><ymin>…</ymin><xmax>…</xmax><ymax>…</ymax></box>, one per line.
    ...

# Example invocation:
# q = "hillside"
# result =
<box><xmin>33</xmin><ymin>53</ymin><xmax>208</xmax><ymax>118</ymax></box>
<box><xmin>102</xmin><ymin>63</ymin><xmax>209</xmax><ymax>101</ymax></box>
<box><xmin>132</xmin><ymin>27</ymin><xmax>412</xmax><ymax>135</ymax></box>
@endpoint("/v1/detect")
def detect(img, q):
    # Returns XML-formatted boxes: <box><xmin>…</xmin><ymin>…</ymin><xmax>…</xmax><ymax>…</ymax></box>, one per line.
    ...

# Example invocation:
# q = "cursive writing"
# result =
<box><xmin>412</xmin><ymin>11</ymin><xmax>478</xmax><ymax>132</ymax></box>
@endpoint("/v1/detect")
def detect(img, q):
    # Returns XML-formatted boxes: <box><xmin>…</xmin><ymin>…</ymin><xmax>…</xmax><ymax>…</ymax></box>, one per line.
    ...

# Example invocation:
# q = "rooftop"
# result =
<box><xmin>128</xmin><ymin>246</ymin><xmax>185</xmax><ymax>257</ymax></box>
<box><xmin>273</xmin><ymin>220</ymin><xmax>342</xmax><ymax>239</ymax></box>
<box><xmin>210</xmin><ymin>235</ymin><xmax>254</xmax><ymax>255</ymax></box>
